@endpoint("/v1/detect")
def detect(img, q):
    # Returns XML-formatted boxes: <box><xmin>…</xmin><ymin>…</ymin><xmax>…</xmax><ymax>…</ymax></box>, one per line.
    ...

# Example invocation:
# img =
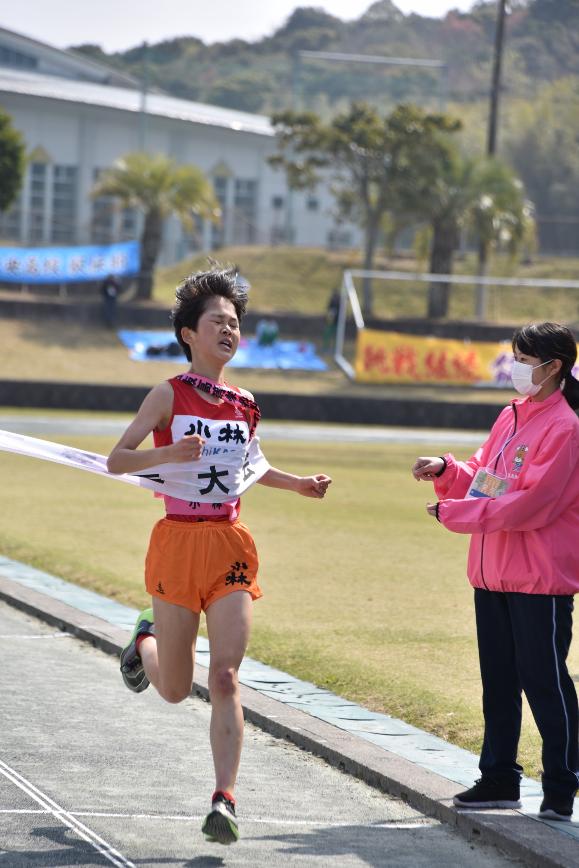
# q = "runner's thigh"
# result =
<box><xmin>153</xmin><ymin>597</ymin><xmax>200</xmax><ymax>694</ymax></box>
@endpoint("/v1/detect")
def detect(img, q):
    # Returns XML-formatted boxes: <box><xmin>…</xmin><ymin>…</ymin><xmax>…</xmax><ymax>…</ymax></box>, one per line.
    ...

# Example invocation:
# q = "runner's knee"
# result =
<box><xmin>209</xmin><ymin>665</ymin><xmax>238</xmax><ymax>699</ymax></box>
<box><xmin>159</xmin><ymin>684</ymin><xmax>191</xmax><ymax>704</ymax></box>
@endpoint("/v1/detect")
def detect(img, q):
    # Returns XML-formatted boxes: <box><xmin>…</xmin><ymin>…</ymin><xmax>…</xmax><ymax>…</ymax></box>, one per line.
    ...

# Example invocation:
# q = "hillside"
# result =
<box><xmin>70</xmin><ymin>1</ymin><xmax>579</xmax><ymax>116</ymax></box>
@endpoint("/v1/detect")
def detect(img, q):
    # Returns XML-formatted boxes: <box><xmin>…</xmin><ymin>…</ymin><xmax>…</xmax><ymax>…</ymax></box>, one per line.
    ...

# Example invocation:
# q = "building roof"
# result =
<box><xmin>0</xmin><ymin>25</ymin><xmax>139</xmax><ymax>88</ymax></box>
<box><xmin>0</xmin><ymin>66</ymin><xmax>274</xmax><ymax>138</ymax></box>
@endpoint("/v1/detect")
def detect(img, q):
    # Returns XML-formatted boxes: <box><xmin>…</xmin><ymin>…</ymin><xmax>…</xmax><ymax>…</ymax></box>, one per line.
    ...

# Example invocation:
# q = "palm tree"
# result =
<box><xmin>92</xmin><ymin>153</ymin><xmax>219</xmax><ymax>300</ymax></box>
<box><xmin>469</xmin><ymin>159</ymin><xmax>535</xmax><ymax>318</ymax></box>
<box><xmin>398</xmin><ymin>144</ymin><xmax>533</xmax><ymax>319</ymax></box>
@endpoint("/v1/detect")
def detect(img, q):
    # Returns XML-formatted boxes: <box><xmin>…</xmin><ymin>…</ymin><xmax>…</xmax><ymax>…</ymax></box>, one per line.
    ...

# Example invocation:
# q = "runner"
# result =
<box><xmin>107</xmin><ymin>267</ymin><xmax>331</xmax><ymax>845</ymax></box>
<box><xmin>412</xmin><ymin>321</ymin><xmax>579</xmax><ymax>822</ymax></box>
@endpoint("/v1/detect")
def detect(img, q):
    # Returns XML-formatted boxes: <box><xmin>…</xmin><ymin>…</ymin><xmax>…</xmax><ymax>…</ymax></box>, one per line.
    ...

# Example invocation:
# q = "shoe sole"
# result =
<box><xmin>120</xmin><ymin>660</ymin><xmax>149</xmax><ymax>693</ymax></box>
<box><xmin>119</xmin><ymin>608</ymin><xmax>154</xmax><ymax>693</ymax></box>
<box><xmin>453</xmin><ymin>798</ymin><xmax>522</xmax><ymax>809</ymax></box>
<box><xmin>538</xmin><ymin>808</ymin><xmax>572</xmax><ymax>822</ymax></box>
<box><xmin>202</xmin><ymin>810</ymin><xmax>239</xmax><ymax>845</ymax></box>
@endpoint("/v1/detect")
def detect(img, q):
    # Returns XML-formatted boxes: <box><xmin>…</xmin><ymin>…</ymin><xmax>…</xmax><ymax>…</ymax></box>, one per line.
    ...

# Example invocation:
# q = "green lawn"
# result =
<box><xmin>1</xmin><ymin>428</ymin><xmax>571</xmax><ymax>781</ymax></box>
<box><xmin>154</xmin><ymin>246</ymin><xmax>579</xmax><ymax>324</ymax></box>
<box><xmin>0</xmin><ymin>317</ymin><xmax>514</xmax><ymax>404</ymax></box>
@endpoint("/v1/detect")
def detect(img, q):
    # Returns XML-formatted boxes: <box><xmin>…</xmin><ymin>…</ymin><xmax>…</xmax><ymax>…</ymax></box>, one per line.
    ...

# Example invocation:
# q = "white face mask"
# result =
<box><xmin>511</xmin><ymin>359</ymin><xmax>553</xmax><ymax>396</ymax></box>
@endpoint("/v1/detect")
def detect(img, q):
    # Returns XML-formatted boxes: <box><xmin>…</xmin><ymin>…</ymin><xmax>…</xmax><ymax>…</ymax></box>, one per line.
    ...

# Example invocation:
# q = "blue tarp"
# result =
<box><xmin>117</xmin><ymin>330</ymin><xmax>328</xmax><ymax>371</ymax></box>
<box><xmin>0</xmin><ymin>241</ymin><xmax>140</xmax><ymax>283</ymax></box>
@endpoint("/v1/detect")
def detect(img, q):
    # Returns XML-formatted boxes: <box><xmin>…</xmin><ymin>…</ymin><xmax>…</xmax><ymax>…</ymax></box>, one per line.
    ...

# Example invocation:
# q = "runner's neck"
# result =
<box><xmin>187</xmin><ymin>362</ymin><xmax>226</xmax><ymax>384</ymax></box>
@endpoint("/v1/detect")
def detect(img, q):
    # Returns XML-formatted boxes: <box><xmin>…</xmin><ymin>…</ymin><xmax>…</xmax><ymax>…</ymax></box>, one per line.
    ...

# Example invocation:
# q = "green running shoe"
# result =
<box><xmin>202</xmin><ymin>791</ymin><xmax>239</xmax><ymax>845</ymax></box>
<box><xmin>120</xmin><ymin>607</ymin><xmax>154</xmax><ymax>693</ymax></box>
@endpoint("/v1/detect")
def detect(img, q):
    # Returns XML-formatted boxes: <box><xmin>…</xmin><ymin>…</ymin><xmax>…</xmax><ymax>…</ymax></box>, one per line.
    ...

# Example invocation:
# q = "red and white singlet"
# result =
<box><xmin>153</xmin><ymin>376</ymin><xmax>254</xmax><ymax>521</ymax></box>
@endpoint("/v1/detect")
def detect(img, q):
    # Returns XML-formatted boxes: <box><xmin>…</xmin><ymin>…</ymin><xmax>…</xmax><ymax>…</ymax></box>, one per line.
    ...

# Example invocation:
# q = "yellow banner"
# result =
<box><xmin>355</xmin><ymin>329</ymin><xmax>513</xmax><ymax>385</ymax></box>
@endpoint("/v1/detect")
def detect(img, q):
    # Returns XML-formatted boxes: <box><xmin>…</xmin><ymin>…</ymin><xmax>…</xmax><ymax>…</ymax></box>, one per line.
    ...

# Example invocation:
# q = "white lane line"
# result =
<box><xmin>0</xmin><ymin>807</ymin><xmax>436</xmax><ymax>829</ymax></box>
<box><xmin>0</xmin><ymin>759</ymin><xmax>135</xmax><ymax>868</ymax></box>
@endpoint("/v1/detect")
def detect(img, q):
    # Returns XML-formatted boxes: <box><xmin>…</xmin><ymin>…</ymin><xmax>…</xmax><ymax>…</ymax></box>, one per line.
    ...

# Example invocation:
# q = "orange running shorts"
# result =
<box><xmin>145</xmin><ymin>518</ymin><xmax>261</xmax><ymax>613</ymax></box>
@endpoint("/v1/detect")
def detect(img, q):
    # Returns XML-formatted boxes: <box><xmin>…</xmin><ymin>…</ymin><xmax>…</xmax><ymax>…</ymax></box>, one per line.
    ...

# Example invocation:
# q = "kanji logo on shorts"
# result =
<box><xmin>156</xmin><ymin>582</ymin><xmax>166</xmax><ymax>595</ymax></box>
<box><xmin>225</xmin><ymin>562</ymin><xmax>250</xmax><ymax>587</ymax></box>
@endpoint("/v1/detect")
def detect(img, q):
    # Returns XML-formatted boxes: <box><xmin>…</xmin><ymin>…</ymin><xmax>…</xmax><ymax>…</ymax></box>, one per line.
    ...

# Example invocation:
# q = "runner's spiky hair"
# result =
<box><xmin>172</xmin><ymin>267</ymin><xmax>248</xmax><ymax>361</ymax></box>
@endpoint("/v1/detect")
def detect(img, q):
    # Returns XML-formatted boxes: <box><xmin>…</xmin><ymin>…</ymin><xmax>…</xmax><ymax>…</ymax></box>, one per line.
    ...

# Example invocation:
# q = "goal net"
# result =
<box><xmin>334</xmin><ymin>268</ymin><xmax>579</xmax><ymax>385</ymax></box>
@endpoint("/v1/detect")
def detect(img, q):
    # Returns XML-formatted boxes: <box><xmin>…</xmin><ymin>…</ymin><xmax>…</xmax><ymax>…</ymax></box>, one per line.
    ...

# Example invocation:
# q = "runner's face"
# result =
<box><xmin>183</xmin><ymin>296</ymin><xmax>240</xmax><ymax>365</ymax></box>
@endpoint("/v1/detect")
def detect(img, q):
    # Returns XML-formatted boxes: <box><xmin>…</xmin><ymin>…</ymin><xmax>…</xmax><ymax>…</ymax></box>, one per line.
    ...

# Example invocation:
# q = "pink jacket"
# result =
<box><xmin>435</xmin><ymin>389</ymin><xmax>579</xmax><ymax>595</ymax></box>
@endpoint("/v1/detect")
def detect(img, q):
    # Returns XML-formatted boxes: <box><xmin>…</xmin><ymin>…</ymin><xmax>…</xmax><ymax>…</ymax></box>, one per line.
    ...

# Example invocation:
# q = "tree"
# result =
<box><xmin>397</xmin><ymin>144</ymin><xmax>533</xmax><ymax>318</ymax></box>
<box><xmin>269</xmin><ymin>102</ymin><xmax>460</xmax><ymax>314</ymax></box>
<box><xmin>0</xmin><ymin>107</ymin><xmax>26</xmax><ymax>214</ymax></box>
<box><xmin>504</xmin><ymin>77</ymin><xmax>579</xmax><ymax>226</ymax></box>
<box><xmin>470</xmin><ymin>158</ymin><xmax>535</xmax><ymax>317</ymax></box>
<box><xmin>92</xmin><ymin>153</ymin><xmax>219</xmax><ymax>300</ymax></box>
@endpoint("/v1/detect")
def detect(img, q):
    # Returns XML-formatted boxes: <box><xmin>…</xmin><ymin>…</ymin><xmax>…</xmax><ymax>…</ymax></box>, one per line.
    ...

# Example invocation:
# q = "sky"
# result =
<box><xmin>2</xmin><ymin>1</ymin><xmax>478</xmax><ymax>53</ymax></box>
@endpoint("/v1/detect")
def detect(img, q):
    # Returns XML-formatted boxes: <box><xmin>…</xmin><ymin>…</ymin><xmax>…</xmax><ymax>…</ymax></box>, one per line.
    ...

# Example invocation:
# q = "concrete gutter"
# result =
<box><xmin>1</xmin><ymin>572</ymin><xmax>578</xmax><ymax>868</ymax></box>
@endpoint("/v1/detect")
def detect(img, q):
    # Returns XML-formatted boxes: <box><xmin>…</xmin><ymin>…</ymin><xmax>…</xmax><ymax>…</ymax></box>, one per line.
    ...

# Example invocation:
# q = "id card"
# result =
<box><xmin>467</xmin><ymin>468</ymin><xmax>510</xmax><ymax>499</ymax></box>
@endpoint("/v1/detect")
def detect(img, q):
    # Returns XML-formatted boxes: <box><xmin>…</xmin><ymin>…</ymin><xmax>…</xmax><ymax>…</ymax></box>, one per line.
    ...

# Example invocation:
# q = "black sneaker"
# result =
<box><xmin>120</xmin><ymin>607</ymin><xmax>154</xmax><ymax>693</ymax></box>
<box><xmin>453</xmin><ymin>778</ymin><xmax>522</xmax><ymax>809</ymax></box>
<box><xmin>202</xmin><ymin>791</ymin><xmax>239</xmax><ymax>845</ymax></box>
<box><xmin>539</xmin><ymin>793</ymin><xmax>575</xmax><ymax>822</ymax></box>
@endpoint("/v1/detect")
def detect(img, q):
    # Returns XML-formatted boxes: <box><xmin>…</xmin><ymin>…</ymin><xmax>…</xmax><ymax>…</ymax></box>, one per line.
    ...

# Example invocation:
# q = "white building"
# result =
<box><xmin>0</xmin><ymin>26</ymin><xmax>357</xmax><ymax>265</ymax></box>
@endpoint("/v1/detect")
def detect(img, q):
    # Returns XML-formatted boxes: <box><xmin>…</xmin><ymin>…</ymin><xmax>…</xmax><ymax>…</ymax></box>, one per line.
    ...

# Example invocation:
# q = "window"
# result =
<box><xmin>120</xmin><ymin>207</ymin><xmax>138</xmax><ymax>240</ymax></box>
<box><xmin>327</xmin><ymin>228</ymin><xmax>353</xmax><ymax>250</ymax></box>
<box><xmin>179</xmin><ymin>214</ymin><xmax>204</xmax><ymax>258</ymax></box>
<box><xmin>211</xmin><ymin>175</ymin><xmax>228</xmax><ymax>248</ymax></box>
<box><xmin>29</xmin><ymin>162</ymin><xmax>47</xmax><ymax>244</ymax></box>
<box><xmin>233</xmin><ymin>179</ymin><xmax>257</xmax><ymax>244</ymax></box>
<box><xmin>51</xmin><ymin>165</ymin><xmax>77</xmax><ymax>243</ymax></box>
<box><xmin>0</xmin><ymin>45</ymin><xmax>37</xmax><ymax>70</ymax></box>
<box><xmin>306</xmin><ymin>196</ymin><xmax>319</xmax><ymax>212</ymax></box>
<box><xmin>272</xmin><ymin>195</ymin><xmax>284</xmax><ymax>210</ymax></box>
<box><xmin>90</xmin><ymin>170</ymin><xmax>115</xmax><ymax>244</ymax></box>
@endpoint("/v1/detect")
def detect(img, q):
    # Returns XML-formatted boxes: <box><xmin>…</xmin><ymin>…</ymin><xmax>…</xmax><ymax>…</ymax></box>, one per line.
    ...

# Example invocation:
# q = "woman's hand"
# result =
<box><xmin>296</xmin><ymin>474</ymin><xmax>332</xmax><ymax>498</ymax></box>
<box><xmin>412</xmin><ymin>456</ymin><xmax>445</xmax><ymax>481</ymax></box>
<box><xmin>168</xmin><ymin>434</ymin><xmax>205</xmax><ymax>463</ymax></box>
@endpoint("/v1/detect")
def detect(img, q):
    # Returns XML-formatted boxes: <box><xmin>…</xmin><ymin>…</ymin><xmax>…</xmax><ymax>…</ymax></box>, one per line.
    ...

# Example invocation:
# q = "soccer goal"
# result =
<box><xmin>334</xmin><ymin>268</ymin><xmax>579</xmax><ymax>381</ymax></box>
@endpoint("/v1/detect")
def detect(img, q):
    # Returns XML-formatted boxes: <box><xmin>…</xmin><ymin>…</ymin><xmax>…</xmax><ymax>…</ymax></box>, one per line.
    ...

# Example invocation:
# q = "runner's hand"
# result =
<box><xmin>412</xmin><ymin>456</ymin><xmax>444</xmax><ymax>481</ymax></box>
<box><xmin>169</xmin><ymin>435</ymin><xmax>205</xmax><ymax>462</ymax></box>
<box><xmin>296</xmin><ymin>474</ymin><xmax>332</xmax><ymax>498</ymax></box>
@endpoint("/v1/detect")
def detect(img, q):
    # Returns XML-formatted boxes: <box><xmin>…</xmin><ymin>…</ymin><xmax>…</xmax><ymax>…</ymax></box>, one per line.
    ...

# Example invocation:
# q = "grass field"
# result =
<box><xmin>1</xmin><ymin>424</ymin><xmax>574</xmax><ymax>782</ymax></box>
<box><xmin>0</xmin><ymin>317</ymin><xmax>515</xmax><ymax>405</ymax></box>
<box><xmin>154</xmin><ymin>246</ymin><xmax>579</xmax><ymax>324</ymax></box>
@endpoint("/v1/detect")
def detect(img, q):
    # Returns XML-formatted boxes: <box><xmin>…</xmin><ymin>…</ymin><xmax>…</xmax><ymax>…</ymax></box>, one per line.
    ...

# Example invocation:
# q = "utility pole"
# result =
<box><xmin>476</xmin><ymin>0</ymin><xmax>508</xmax><ymax>320</ymax></box>
<box><xmin>487</xmin><ymin>0</ymin><xmax>507</xmax><ymax>157</ymax></box>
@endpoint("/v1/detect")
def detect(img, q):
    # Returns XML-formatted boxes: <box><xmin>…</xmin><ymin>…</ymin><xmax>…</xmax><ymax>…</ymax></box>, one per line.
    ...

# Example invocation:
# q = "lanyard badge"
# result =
<box><xmin>467</xmin><ymin>430</ymin><xmax>513</xmax><ymax>499</ymax></box>
<box><xmin>467</xmin><ymin>467</ymin><xmax>510</xmax><ymax>499</ymax></box>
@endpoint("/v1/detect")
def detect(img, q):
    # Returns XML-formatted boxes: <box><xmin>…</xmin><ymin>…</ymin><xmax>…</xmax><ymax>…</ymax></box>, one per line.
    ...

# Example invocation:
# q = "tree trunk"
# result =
<box><xmin>137</xmin><ymin>208</ymin><xmax>163</xmax><ymax>300</ymax></box>
<box><xmin>427</xmin><ymin>218</ymin><xmax>458</xmax><ymax>319</ymax></box>
<box><xmin>361</xmin><ymin>218</ymin><xmax>380</xmax><ymax>317</ymax></box>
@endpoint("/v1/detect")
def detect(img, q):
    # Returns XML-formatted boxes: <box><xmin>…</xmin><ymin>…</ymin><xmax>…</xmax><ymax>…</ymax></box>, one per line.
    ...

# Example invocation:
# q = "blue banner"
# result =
<box><xmin>0</xmin><ymin>241</ymin><xmax>140</xmax><ymax>284</ymax></box>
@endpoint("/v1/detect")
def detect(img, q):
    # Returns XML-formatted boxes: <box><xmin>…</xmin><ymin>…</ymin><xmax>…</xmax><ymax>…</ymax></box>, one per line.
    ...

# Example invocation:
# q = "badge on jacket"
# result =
<box><xmin>467</xmin><ymin>468</ymin><xmax>510</xmax><ymax>499</ymax></box>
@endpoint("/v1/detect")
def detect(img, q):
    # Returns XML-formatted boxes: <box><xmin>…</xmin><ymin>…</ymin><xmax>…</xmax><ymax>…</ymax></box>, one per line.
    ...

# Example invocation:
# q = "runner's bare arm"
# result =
<box><xmin>242</xmin><ymin>387</ymin><xmax>331</xmax><ymax>498</ymax></box>
<box><xmin>107</xmin><ymin>382</ymin><xmax>203</xmax><ymax>474</ymax></box>
<box><xmin>257</xmin><ymin>468</ymin><xmax>332</xmax><ymax>499</ymax></box>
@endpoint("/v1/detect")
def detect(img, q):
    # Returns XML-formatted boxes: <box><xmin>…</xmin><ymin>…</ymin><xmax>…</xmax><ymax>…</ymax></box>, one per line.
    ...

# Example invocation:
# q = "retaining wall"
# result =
<box><xmin>0</xmin><ymin>379</ymin><xmax>503</xmax><ymax>430</ymax></box>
